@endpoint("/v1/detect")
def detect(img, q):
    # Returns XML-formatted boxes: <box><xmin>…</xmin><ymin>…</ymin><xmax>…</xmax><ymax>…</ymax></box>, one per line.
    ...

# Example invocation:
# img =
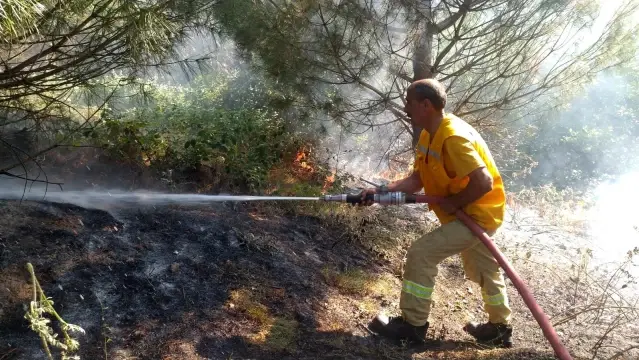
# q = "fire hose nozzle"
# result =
<box><xmin>320</xmin><ymin>194</ymin><xmax>348</xmax><ymax>202</ymax></box>
<box><xmin>320</xmin><ymin>192</ymin><xmax>409</xmax><ymax>205</ymax></box>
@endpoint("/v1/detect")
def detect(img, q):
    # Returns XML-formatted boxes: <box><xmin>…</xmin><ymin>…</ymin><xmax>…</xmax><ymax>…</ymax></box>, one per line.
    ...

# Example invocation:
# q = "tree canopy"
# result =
<box><xmin>0</xmin><ymin>0</ymin><xmax>216</xmax><ymax>178</ymax></box>
<box><xmin>0</xmin><ymin>0</ymin><xmax>638</xmax><ymax>191</ymax></box>
<box><xmin>212</xmin><ymin>0</ymin><xmax>639</xmax><ymax>153</ymax></box>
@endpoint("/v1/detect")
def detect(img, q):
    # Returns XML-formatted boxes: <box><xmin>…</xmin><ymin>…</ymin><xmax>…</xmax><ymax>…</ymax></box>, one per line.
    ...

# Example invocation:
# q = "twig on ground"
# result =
<box><xmin>0</xmin><ymin>348</ymin><xmax>19</xmax><ymax>360</ymax></box>
<box><xmin>608</xmin><ymin>344</ymin><xmax>639</xmax><ymax>359</ymax></box>
<box><xmin>358</xmin><ymin>322</ymin><xmax>376</xmax><ymax>336</ymax></box>
<box><xmin>97</xmin><ymin>296</ymin><xmax>109</xmax><ymax>360</ymax></box>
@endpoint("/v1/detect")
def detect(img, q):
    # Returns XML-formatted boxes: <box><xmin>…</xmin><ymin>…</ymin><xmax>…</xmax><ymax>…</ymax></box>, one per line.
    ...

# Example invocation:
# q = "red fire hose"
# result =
<box><xmin>415</xmin><ymin>194</ymin><xmax>573</xmax><ymax>360</ymax></box>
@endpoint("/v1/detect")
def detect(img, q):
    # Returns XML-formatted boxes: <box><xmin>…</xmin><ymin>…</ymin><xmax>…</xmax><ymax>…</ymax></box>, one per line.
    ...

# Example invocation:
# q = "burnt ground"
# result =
<box><xmin>0</xmin><ymin>199</ymin><xmax>634</xmax><ymax>360</ymax></box>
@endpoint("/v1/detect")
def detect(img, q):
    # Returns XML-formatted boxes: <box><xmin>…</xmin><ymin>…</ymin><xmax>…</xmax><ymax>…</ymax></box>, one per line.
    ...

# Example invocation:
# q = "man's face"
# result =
<box><xmin>404</xmin><ymin>89</ymin><xmax>429</xmax><ymax>127</ymax></box>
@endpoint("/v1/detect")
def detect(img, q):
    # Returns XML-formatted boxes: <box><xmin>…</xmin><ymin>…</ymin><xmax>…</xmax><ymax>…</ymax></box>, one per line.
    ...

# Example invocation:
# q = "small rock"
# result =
<box><xmin>294</xmin><ymin>310</ymin><xmax>312</xmax><ymax>324</ymax></box>
<box><xmin>227</xmin><ymin>233</ymin><xmax>239</xmax><ymax>248</ymax></box>
<box><xmin>293</xmin><ymin>231</ymin><xmax>308</xmax><ymax>242</ymax></box>
<box><xmin>170</xmin><ymin>263</ymin><xmax>180</xmax><ymax>273</ymax></box>
<box><xmin>304</xmin><ymin>250</ymin><xmax>323</xmax><ymax>264</ymax></box>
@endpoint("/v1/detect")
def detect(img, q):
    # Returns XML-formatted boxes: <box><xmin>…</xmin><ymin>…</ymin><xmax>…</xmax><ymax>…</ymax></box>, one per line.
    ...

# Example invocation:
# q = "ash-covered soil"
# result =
<box><xmin>0</xmin><ymin>199</ymin><xmax>621</xmax><ymax>360</ymax></box>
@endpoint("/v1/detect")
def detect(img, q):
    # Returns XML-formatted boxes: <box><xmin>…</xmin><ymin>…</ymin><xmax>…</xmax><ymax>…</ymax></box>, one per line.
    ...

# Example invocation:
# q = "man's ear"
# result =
<box><xmin>421</xmin><ymin>98</ymin><xmax>432</xmax><ymax>110</ymax></box>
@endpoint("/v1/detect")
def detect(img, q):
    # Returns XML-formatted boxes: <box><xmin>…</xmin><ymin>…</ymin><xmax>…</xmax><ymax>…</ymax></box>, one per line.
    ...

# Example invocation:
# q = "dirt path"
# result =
<box><xmin>0</xmin><ymin>199</ymin><xmax>630</xmax><ymax>359</ymax></box>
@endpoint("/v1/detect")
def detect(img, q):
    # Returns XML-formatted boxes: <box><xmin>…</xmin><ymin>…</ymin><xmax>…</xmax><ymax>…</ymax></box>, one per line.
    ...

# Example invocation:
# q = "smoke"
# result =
<box><xmin>315</xmin><ymin>107</ymin><xmax>411</xmax><ymax>184</ymax></box>
<box><xmin>152</xmin><ymin>32</ymin><xmax>412</xmax><ymax>183</ymax></box>
<box><xmin>513</xmin><ymin>70</ymin><xmax>639</xmax><ymax>191</ymax></box>
<box><xmin>587</xmin><ymin>170</ymin><xmax>639</xmax><ymax>267</ymax></box>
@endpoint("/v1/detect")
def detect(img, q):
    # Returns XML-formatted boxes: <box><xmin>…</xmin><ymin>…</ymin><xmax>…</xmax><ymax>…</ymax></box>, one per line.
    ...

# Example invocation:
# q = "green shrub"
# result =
<box><xmin>87</xmin><ymin>74</ymin><xmax>336</xmax><ymax>194</ymax></box>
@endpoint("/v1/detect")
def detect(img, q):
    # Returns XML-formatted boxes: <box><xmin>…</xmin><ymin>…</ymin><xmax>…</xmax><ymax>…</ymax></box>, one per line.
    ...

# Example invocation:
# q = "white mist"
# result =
<box><xmin>587</xmin><ymin>171</ymin><xmax>639</xmax><ymax>271</ymax></box>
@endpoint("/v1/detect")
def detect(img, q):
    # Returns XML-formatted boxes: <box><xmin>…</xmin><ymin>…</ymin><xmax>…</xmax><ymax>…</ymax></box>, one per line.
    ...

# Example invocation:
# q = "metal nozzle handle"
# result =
<box><xmin>320</xmin><ymin>192</ymin><xmax>409</xmax><ymax>205</ymax></box>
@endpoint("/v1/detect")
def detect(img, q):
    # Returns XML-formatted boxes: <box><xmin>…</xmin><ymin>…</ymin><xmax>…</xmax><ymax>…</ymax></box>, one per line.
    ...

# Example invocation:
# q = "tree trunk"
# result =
<box><xmin>411</xmin><ymin>1</ymin><xmax>435</xmax><ymax>147</ymax></box>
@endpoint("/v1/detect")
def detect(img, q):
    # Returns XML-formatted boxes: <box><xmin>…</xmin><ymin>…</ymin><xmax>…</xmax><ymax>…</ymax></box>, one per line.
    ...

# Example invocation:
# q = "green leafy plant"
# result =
<box><xmin>87</xmin><ymin>74</ymin><xmax>329</xmax><ymax>194</ymax></box>
<box><xmin>25</xmin><ymin>263</ymin><xmax>85</xmax><ymax>360</ymax></box>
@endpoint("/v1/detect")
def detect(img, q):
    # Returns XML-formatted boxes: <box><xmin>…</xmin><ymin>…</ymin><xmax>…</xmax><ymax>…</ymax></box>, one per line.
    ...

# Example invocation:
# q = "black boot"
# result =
<box><xmin>463</xmin><ymin>321</ymin><xmax>513</xmax><ymax>348</ymax></box>
<box><xmin>368</xmin><ymin>314</ymin><xmax>428</xmax><ymax>345</ymax></box>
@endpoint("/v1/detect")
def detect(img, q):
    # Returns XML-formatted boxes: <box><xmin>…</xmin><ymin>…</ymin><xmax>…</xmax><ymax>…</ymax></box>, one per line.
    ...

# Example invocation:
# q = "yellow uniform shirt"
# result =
<box><xmin>442</xmin><ymin>136</ymin><xmax>486</xmax><ymax>180</ymax></box>
<box><xmin>413</xmin><ymin>114</ymin><xmax>506</xmax><ymax>231</ymax></box>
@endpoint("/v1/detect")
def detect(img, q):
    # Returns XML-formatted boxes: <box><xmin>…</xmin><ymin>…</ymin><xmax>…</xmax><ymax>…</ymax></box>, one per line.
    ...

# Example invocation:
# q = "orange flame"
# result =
<box><xmin>322</xmin><ymin>173</ymin><xmax>336</xmax><ymax>192</ymax></box>
<box><xmin>295</xmin><ymin>150</ymin><xmax>306</xmax><ymax>162</ymax></box>
<box><xmin>291</xmin><ymin>147</ymin><xmax>315</xmax><ymax>179</ymax></box>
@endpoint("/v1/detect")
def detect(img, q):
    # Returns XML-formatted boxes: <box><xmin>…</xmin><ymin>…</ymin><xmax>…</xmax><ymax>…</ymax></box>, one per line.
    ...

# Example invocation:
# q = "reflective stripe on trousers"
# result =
<box><xmin>402</xmin><ymin>280</ymin><xmax>433</xmax><ymax>300</ymax></box>
<box><xmin>482</xmin><ymin>291</ymin><xmax>506</xmax><ymax>306</ymax></box>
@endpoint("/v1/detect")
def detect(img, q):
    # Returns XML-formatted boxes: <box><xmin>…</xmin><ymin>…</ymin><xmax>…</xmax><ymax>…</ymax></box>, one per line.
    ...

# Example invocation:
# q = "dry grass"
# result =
<box><xmin>260</xmin><ymin>318</ymin><xmax>299</xmax><ymax>351</ymax></box>
<box><xmin>225</xmin><ymin>288</ymin><xmax>299</xmax><ymax>352</ymax></box>
<box><xmin>294</xmin><ymin>202</ymin><xmax>438</xmax><ymax>264</ymax></box>
<box><xmin>321</xmin><ymin>267</ymin><xmax>397</xmax><ymax>298</ymax></box>
<box><xmin>226</xmin><ymin>289</ymin><xmax>271</xmax><ymax>325</ymax></box>
<box><xmin>358</xmin><ymin>298</ymin><xmax>380</xmax><ymax>314</ymax></box>
<box><xmin>507</xmin><ymin>185</ymin><xmax>592</xmax><ymax>232</ymax></box>
<box><xmin>501</xmin><ymin>186</ymin><xmax>639</xmax><ymax>359</ymax></box>
<box><xmin>161</xmin><ymin>340</ymin><xmax>201</xmax><ymax>360</ymax></box>
<box><xmin>321</xmin><ymin>267</ymin><xmax>375</xmax><ymax>295</ymax></box>
<box><xmin>248</xmin><ymin>317</ymin><xmax>299</xmax><ymax>351</ymax></box>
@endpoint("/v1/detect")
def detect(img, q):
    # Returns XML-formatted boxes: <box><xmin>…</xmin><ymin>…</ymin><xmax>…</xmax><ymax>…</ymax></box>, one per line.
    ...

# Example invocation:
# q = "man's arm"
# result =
<box><xmin>385</xmin><ymin>171</ymin><xmax>423</xmax><ymax>193</ymax></box>
<box><xmin>439</xmin><ymin>136</ymin><xmax>494</xmax><ymax>214</ymax></box>
<box><xmin>443</xmin><ymin>167</ymin><xmax>493</xmax><ymax>212</ymax></box>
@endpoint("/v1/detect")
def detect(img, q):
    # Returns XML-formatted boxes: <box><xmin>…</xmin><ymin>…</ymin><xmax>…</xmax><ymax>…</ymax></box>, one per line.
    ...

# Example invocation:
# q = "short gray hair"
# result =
<box><xmin>412</xmin><ymin>79</ymin><xmax>447</xmax><ymax>110</ymax></box>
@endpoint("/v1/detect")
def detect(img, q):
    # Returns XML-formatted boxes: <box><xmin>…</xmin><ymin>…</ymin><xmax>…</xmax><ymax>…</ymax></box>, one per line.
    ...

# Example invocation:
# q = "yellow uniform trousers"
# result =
<box><xmin>400</xmin><ymin>220</ymin><xmax>512</xmax><ymax>326</ymax></box>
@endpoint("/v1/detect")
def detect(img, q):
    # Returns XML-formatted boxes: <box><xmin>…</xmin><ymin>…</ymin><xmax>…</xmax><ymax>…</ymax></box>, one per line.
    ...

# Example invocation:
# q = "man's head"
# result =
<box><xmin>404</xmin><ymin>79</ymin><xmax>447</xmax><ymax>128</ymax></box>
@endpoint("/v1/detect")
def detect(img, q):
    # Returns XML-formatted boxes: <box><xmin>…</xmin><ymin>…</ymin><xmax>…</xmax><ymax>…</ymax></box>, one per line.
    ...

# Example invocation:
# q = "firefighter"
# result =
<box><xmin>363</xmin><ymin>78</ymin><xmax>513</xmax><ymax>347</ymax></box>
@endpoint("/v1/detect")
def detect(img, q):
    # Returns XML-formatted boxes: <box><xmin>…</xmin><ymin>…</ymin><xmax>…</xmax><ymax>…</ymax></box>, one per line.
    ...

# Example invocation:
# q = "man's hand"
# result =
<box><xmin>358</xmin><ymin>187</ymin><xmax>377</xmax><ymax>206</ymax></box>
<box><xmin>357</xmin><ymin>172</ymin><xmax>423</xmax><ymax>207</ymax></box>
